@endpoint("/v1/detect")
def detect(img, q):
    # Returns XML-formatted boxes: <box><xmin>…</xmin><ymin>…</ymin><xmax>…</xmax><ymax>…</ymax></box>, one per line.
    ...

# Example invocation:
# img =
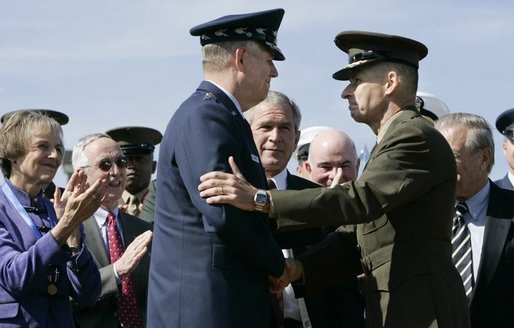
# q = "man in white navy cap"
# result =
<box><xmin>198</xmin><ymin>30</ymin><xmax>470</xmax><ymax>327</ymax></box>
<box><xmin>495</xmin><ymin>108</ymin><xmax>514</xmax><ymax>190</ymax></box>
<box><xmin>106</xmin><ymin>126</ymin><xmax>162</xmax><ymax>221</ymax></box>
<box><xmin>147</xmin><ymin>9</ymin><xmax>288</xmax><ymax>328</ymax></box>
<box><xmin>294</xmin><ymin>126</ymin><xmax>330</xmax><ymax>179</ymax></box>
<box><xmin>416</xmin><ymin>91</ymin><xmax>450</xmax><ymax>122</ymax></box>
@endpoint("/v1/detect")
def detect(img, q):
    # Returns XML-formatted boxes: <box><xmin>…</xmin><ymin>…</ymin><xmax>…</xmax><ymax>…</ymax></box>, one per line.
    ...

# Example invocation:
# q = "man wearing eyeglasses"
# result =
<box><xmin>71</xmin><ymin>133</ymin><xmax>152</xmax><ymax>328</ymax></box>
<box><xmin>495</xmin><ymin>108</ymin><xmax>514</xmax><ymax>190</ymax></box>
<box><xmin>435</xmin><ymin>113</ymin><xmax>514</xmax><ymax>327</ymax></box>
<box><xmin>106</xmin><ymin>126</ymin><xmax>162</xmax><ymax>222</ymax></box>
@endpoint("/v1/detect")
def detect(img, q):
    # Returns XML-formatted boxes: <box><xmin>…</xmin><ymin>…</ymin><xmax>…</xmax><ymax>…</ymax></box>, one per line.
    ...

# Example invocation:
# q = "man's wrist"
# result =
<box><xmin>253</xmin><ymin>189</ymin><xmax>269</xmax><ymax>212</ymax></box>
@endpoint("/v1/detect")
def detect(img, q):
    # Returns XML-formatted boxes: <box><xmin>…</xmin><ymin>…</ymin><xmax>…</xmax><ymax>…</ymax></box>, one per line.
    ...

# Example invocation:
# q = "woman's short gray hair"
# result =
<box><xmin>0</xmin><ymin>111</ymin><xmax>62</xmax><ymax>177</ymax></box>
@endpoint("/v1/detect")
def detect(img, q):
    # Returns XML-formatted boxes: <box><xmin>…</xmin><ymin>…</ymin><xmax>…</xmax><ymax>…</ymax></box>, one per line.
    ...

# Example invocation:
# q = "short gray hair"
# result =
<box><xmin>434</xmin><ymin>112</ymin><xmax>495</xmax><ymax>173</ymax></box>
<box><xmin>0</xmin><ymin>110</ymin><xmax>62</xmax><ymax>177</ymax></box>
<box><xmin>72</xmin><ymin>133</ymin><xmax>111</xmax><ymax>170</ymax></box>
<box><xmin>244</xmin><ymin>90</ymin><xmax>302</xmax><ymax>131</ymax></box>
<box><xmin>202</xmin><ymin>40</ymin><xmax>262</xmax><ymax>72</ymax></box>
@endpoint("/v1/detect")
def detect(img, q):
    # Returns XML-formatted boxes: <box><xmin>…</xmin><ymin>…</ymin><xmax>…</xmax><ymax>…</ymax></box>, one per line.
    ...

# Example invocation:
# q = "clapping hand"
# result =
<box><xmin>51</xmin><ymin>170</ymin><xmax>107</xmax><ymax>245</ymax></box>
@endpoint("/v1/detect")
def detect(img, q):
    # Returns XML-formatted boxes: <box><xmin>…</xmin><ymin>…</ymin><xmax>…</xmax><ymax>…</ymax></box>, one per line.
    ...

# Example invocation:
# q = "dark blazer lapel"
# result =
<box><xmin>83</xmin><ymin>217</ymin><xmax>110</xmax><ymax>266</ymax></box>
<box><xmin>476</xmin><ymin>182</ymin><xmax>514</xmax><ymax>288</ymax></box>
<box><xmin>495</xmin><ymin>175</ymin><xmax>513</xmax><ymax>190</ymax></box>
<box><xmin>119</xmin><ymin>212</ymin><xmax>137</xmax><ymax>246</ymax></box>
<box><xmin>286</xmin><ymin>172</ymin><xmax>320</xmax><ymax>190</ymax></box>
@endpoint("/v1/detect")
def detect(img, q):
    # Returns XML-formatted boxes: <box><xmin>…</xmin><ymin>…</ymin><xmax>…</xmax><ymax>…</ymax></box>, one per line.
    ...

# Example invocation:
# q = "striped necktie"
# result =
<box><xmin>452</xmin><ymin>202</ymin><xmax>474</xmax><ymax>298</ymax></box>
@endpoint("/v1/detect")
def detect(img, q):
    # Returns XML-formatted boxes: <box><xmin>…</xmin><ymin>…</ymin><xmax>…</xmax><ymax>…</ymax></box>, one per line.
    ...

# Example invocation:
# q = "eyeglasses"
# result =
<box><xmin>83</xmin><ymin>156</ymin><xmax>129</xmax><ymax>172</ymax></box>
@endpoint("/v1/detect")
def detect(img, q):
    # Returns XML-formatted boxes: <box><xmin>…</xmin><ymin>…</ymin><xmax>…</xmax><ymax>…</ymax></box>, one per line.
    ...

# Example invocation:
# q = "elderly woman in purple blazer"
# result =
<box><xmin>0</xmin><ymin>111</ymin><xmax>106</xmax><ymax>327</ymax></box>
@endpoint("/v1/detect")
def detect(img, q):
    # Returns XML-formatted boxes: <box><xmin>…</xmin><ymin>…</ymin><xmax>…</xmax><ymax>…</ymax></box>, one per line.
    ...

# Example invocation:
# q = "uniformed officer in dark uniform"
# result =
<box><xmin>106</xmin><ymin>126</ymin><xmax>162</xmax><ymax>221</ymax></box>
<box><xmin>495</xmin><ymin>108</ymin><xmax>514</xmax><ymax>189</ymax></box>
<box><xmin>147</xmin><ymin>8</ymin><xmax>288</xmax><ymax>328</ymax></box>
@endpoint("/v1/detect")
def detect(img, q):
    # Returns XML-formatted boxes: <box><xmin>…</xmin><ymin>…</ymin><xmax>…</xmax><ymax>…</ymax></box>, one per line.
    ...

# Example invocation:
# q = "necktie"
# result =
<box><xmin>106</xmin><ymin>212</ymin><xmax>143</xmax><ymax>327</ymax></box>
<box><xmin>127</xmin><ymin>196</ymin><xmax>141</xmax><ymax>216</ymax></box>
<box><xmin>268</xmin><ymin>179</ymin><xmax>277</xmax><ymax>190</ymax></box>
<box><xmin>451</xmin><ymin>202</ymin><xmax>474</xmax><ymax>298</ymax></box>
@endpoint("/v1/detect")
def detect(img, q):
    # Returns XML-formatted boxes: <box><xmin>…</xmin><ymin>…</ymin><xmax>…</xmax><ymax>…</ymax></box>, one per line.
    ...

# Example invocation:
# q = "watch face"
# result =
<box><xmin>255</xmin><ymin>190</ymin><xmax>267</xmax><ymax>205</ymax></box>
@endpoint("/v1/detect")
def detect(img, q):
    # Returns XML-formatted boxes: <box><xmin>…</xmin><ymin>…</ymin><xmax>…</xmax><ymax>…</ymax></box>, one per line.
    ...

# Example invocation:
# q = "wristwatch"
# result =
<box><xmin>253</xmin><ymin>189</ymin><xmax>268</xmax><ymax>212</ymax></box>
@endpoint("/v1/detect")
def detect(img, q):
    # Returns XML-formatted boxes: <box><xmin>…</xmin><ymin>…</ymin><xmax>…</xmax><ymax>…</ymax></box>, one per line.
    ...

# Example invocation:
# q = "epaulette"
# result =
<box><xmin>203</xmin><ymin>92</ymin><xmax>217</xmax><ymax>101</ymax></box>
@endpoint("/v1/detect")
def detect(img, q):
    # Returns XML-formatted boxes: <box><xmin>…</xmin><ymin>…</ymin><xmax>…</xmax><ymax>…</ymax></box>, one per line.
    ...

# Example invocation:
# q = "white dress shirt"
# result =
<box><xmin>93</xmin><ymin>207</ymin><xmax>126</xmax><ymax>282</ymax></box>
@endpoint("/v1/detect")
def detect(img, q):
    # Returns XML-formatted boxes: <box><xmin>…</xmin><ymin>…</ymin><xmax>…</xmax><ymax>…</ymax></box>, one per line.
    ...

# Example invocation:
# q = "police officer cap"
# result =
<box><xmin>1</xmin><ymin>109</ymin><xmax>69</xmax><ymax>125</ymax></box>
<box><xmin>495</xmin><ymin>108</ymin><xmax>514</xmax><ymax>139</ymax></box>
<box><xmin>416</xmin><ymin>92</ymin><xmax>450</xmax><ymax>121</ymax></box>
<box><xmin>106</xmin><ymin>126</ymin><xmax>163</xmax><ymax>156</ymax></box>
<box><xmin>190</xmin><ymin>8</ymin><xmax>285</xmax><ymax>61</ymax></box>
<box><xmin>332</xmin><ymin>31</ymin><xmax>428</xmax><ymax>81</ymax></box>
<box><xmin>296</xmin><ymin>126</ymin><xmax>331</xmax><ymax>161</ymax></box>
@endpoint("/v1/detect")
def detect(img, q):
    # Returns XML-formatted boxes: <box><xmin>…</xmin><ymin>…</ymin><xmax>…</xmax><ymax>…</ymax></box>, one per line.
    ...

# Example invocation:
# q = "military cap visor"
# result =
<box><xmin>190</xmin><ymin>8</ymin><xmax>285</xmax><ymax>61</ymax></box>
<box><xmin>296</xmin><ymin>144</ymin><xmax>310</xmax><ymax>161</ymax></box>
<box><xmin>496</xmin><ymin>108</ymin><xmax>514</xmax><ymax>139</ymax></box>
<box><xmin>1</xmin><ymin>109</ymin><xmax>69</xmax><ymax>125</ymax></box>
<box><xmin>332</xmin><ymin>31</ymin><xmax>428</xmax><ymax>81</ymax></box>
<box><xmin>106</xmin><ymin>126</ymin><xmax>163</xmax><ymax>156</ymax></box>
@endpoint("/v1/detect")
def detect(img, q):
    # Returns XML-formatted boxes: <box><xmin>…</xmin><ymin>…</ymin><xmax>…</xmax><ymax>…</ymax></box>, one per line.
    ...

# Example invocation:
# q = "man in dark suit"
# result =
<box><xmin>245</xmin><ymin>93</ymin><xmax>365</xmax><ymax>328</ymax></box>
<box><xmin>435</xmin><ymin>113</ymin><xmax>514</xmax><ymax>327</ymax></box>
<box><xmin>71</xmin><ymin>133</ymin><xmax>152</xmax><ymax>327</ymax></box>
<box><xmin>199</xmin><ymin>31</ymin><xmax>470</xmax><ymax>327</ymax></box>
<box><xmin>304</xmin><ymin>128</ymin><xmax>360</xmax><ymax>187</ymax></box>
<box><xmin>106</xmin><ymin>126</ymin><xmax>162</xmax><ymax>222</ymax></box>
<box><xmin>494</xmin><ymin>108</ymin><xmax>514</xmax><ymax>190</ymax></box>
<box><xmin>147</xmin><ymin>9</ymin><xmax>288</xmax><ymax>328</ymax></box>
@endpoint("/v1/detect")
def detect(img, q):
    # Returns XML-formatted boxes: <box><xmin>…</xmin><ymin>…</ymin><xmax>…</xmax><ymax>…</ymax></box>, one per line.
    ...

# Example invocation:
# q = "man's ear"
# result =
<box><xmin>305</xmin><ymin>161</ymin><xmax>313</xmax><ymax>174</ymax></box>
<box><xmin>152</xmin><ymin>160</ymin><xmax>157</xmax><ymax>174</ymax></box>
<box><xmin>384</xmin><ymin>70</ymin><xmax>399</xmax><ymax>96</ymax></box>
<box><xmin>234</xmin><ymin>47</ymin><xmax>247</xmax><ymax>73</ymax></box>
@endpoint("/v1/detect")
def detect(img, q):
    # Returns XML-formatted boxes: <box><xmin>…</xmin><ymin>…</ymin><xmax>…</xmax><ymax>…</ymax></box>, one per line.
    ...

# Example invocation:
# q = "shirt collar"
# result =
<box><xmin>206</xmin><ymin>80</ymin><xmax>243</xmax><ymax>116</ymax></box>
<box><xmin>377</xmin><ymin>111</ymin><xmax>403</xmax><ymax>144</ymax></box>
<box><xmin>94</xmin><ymin>206</ymin><xmax>120</xmax><ymax>227</ymax></box>
<box><xmin>459</xmin><ymin>180</ymin><xmax>490</xmax><ymax>223</ymax></box>
<box><xmin>508</xmin><ymin>171</ymin><xmax>514</xmax><ymax>187</ymax></box>
<box><xmin>270</xmin><ymin>168</ymin><xmax>288</xmax><ymax>190</ymax></box>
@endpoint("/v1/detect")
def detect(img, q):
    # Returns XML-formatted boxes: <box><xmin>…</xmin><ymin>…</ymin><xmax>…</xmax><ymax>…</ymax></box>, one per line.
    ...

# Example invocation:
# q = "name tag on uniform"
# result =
<box><xmin>251</xmin><ymin>154</ymin><xmax>260</xmax><ymax>163</ymax></box>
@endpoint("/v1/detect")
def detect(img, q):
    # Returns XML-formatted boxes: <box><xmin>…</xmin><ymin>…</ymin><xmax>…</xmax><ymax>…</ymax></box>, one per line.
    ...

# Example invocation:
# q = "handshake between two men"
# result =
<box><xmin>198</xmin><ymin>156</ymin><xmax>360</xmax><ymax>296</ymax></box>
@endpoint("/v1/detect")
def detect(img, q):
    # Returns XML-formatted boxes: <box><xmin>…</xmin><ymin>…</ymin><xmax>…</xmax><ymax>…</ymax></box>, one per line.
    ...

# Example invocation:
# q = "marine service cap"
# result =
<box><xmin>332</xmin><ymin>30</ymin><xmax>428</xmax><ymax>81</ymax></box>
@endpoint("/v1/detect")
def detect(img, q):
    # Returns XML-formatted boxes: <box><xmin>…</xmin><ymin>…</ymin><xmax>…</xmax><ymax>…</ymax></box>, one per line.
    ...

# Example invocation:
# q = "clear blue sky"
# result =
<box><xmin>2</xmin><ymin>1</ymin><xmax>514</xmax><ymax>186</ymax></box>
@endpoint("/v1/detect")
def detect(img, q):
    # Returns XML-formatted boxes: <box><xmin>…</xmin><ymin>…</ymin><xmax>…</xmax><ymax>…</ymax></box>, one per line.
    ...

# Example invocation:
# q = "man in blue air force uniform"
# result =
<box><xmin>147</xmin><ymin>9</ymin><xmax>288</xmax><ymax>328</ymax></box>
